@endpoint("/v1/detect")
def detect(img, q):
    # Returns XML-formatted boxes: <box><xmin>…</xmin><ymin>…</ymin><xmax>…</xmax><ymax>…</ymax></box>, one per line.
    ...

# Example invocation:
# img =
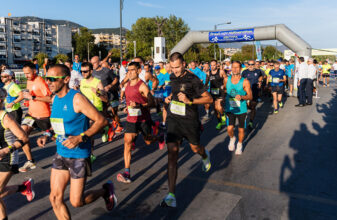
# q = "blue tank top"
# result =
<box><xmin>51</xmin><ymin>89</ymin><xmax>90</xmax><ymax>158</ymax></box>
<box><xmin>225</xmin><ymin>76</ymin><xmax>247</xmax><ymax>115</ymax></box>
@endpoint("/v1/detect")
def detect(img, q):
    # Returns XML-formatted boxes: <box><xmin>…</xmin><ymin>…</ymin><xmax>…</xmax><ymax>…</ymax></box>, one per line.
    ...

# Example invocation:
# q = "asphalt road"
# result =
<box><xmin>5</xmin><ymin>80</ymin><xmax>337</xmax><ymax>220</ymax></box>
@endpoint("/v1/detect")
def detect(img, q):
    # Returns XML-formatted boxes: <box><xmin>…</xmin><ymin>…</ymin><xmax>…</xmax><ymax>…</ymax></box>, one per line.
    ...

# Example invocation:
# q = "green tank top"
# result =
<box><xmin>80</xmin><ymin>77</ymin><xmax>103</xmax><ymax>111</ymax></box>
<box><xmin>225</xmin><ymin>76</ymin><xmax>247</xmax><ymax>114</ymax></box>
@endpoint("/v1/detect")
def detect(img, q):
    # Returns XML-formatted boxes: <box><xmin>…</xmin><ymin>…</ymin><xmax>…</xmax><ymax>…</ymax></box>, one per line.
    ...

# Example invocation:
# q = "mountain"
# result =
<box><xmin>11</xmin><ymin>16</ymin><xmax>83</xmax><ymax>29</ymax></box>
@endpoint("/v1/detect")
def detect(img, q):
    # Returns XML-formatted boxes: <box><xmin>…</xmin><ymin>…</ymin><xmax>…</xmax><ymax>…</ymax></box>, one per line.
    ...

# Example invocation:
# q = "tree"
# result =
<box><xmin>72</xmin><ymin>27</ymin><xmax>96</xmax><ymax>60</ymax></box>
<box><xmin>34</xmin><ymin>53</ymin><xmax>48</xmax><ymax>67</ymax></box>
<box><xmin>263</xmin><ymin>45</ymin><xmax>282</xmax><ymax>60</ymax></box>
<box><xmin>108</xmin><ymin>48</ymin><xmax>121</xmax><ymax>63</ymax></box>
<box><xmin>53</xmin><ymin>54</ymin><xmax>69</xmax><ymax>64</ymax></box>
<box><xmin>126</xmin><ymin>15</ymin><xmax>189</xmax><ymax>59</ymax></box>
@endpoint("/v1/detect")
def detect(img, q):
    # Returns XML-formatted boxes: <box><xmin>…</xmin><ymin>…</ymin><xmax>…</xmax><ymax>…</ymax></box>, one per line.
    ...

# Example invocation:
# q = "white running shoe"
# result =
<box><xmin>228</xmin><ymin>137</ymin><xmax>236</xmax><ymax>151</ymax></box>
<box><xmin>235</xmin><ymin>142</ymin><xmax>243</xmax><ymax>155</ymax></box>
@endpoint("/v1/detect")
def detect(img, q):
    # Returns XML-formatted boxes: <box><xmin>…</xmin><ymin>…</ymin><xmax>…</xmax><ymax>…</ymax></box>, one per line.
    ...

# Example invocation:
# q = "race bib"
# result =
<box><xmin>229</xmin><ymin>98</ymin><xmax>241</xmax><ymax>108</ymax></box>
<box><xmin>211</xmin><ymin>88</ymin><xmax>220</xmax><ymax>95</ymax></box>
<box><xmin>154</xmin><ymin>90</ymin><xmax>164</xmax><ymax>99</ymax></box>
<box><xmin>50</xmin><ymin>118</ymin><xmax>65</xmax><ymax>136</ymax></box>
<box><xmin>170</xmin><ymin>101</ymin><xmax>186</xmax><ymax>116</ymax></box>
<box><xmin>128</xmin><ymin>107</ymin><xmax>142</xmax><ymax>116</ymax></box>
<box><xmin>22</xmin><ymin>116</ymin><xmax>35</xmax><ymax>127</ymax></box>
<box><xmin>165</xmin><ymin>81</ymin><xmax>170</xmax><ymax>86</ymax></box>
<box><xmin>272</xmin><ymin>78</ymin><xmax>280</xmax><ymax>83</ymax></box>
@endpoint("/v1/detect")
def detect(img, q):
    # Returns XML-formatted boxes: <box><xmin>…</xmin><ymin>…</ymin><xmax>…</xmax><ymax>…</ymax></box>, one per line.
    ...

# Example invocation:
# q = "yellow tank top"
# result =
<box><xmin>80</xmin><ymin>77</ymin><xmax>103</xmax><ymax>111</ymax></box>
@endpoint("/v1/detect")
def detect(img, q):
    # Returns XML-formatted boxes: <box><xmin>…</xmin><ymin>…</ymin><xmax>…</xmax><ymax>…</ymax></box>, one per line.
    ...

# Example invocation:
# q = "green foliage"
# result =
<box><xmin>53</xmin><ymin>54</ymin><xmax>69</xmax><ymax>64</ymax></box>
<box><xmin>312</xmin><ymin>55</ymin><xmax>336</xmax><ymax>62</ymax></box>
<box><xmin>34</xmin><ymin>53</ymin><xmax>48</xmax><ymax>67</ymax></box>
<box><xmin>126</xmin><ymin>15</ymin><xmax>189</xmax><ymax>59</ymax></box>
<box><xmin>262</xmin><ymin>45</ymin><xmax>282</xmax><ymax>60</ymax></box>
<box><xmin>108</xmin><ymin>48</ymin><xmax>121</xmax><ymax>63</ymax></box>
<box><xmin>230</xmin><ymin>44</ymin><xmax>256</xmax><ymax>62</ymax></box>
<box><xmin>72</xmin><ymin>27</ymin><xmax>96</xmax><ymax>60</ymax></box>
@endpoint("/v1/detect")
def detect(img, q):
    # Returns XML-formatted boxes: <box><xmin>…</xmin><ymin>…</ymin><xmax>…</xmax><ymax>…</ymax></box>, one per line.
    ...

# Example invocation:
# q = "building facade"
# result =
<box><xmin>93</xmin><ymin>33</ymin><xmax>127</xmax><ymax>52</ymax></box>
<box><xmin>0</xmin><ymin>17</ymin><xmax>72</xmax><ymax>65</ymax></box>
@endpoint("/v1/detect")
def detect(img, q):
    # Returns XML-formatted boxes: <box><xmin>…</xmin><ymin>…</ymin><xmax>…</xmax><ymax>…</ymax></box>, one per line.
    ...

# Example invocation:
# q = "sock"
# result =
<box><xmin>17</xmin><ymin>184</ymin><xmax>26</xmax><ymax>193</ymax></box>
<box><xmin>125</xmin><ymin>168</ymin><xmax>130</xmax><ymax>175</ymax></box>
<box><xmin>206</xmin><ymin>110</ymin><xmax>209</xmax><ymax>114</ymax></box>
<box><xmin>237</xmin><ymin>142</ymin><xmax>243</xmax><ymax>148</ymax></box>
<box><xmin>162</xmin><ymin>122</ymin><xmax>165</xmax><ymax>126</ymax></box>
<box><xmin>29</xmin><ymin>159</ymin><xmax>35</xmax><ymax>163</ymax></box>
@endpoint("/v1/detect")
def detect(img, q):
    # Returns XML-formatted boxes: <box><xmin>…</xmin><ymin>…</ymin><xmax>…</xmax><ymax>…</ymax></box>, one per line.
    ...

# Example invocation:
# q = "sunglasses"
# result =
<box><xmin>46</xmin><ymin>75</ymin><xmax>67</xmax><ymax>82</ymax></box>
<box><xmin>248</xmin><ymin>64</ymin><xmax>255</xmax><ymax>66</ymax></box>
<box><xmin>1</xmin><ymin>75</ymin><xmax>9</xmax><ymax>78</ymax></box>
<box><xmin>81</xmin><ymin>70</ymin><xmax>90</xmax><ymax>74</ymax></box>
<box><xmin>270</xmin><ymin>65</ymin><xmax>274</xmax><ymax>67</ymax></box>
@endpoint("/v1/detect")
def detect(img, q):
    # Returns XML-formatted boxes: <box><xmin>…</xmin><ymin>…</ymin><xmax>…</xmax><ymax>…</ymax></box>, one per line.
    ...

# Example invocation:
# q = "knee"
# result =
<box><xmin>70</xmin><ymin>198</ymin><xmax>83</xmax><ymax>208</ymax></box>
<box><xmin>49</xmin><ymin>193</ymin><xmax>63</xmax><ymax>208</ymax></box>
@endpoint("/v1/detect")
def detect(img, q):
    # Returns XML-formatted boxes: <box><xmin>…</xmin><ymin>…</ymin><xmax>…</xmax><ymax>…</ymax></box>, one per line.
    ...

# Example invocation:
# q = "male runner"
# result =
<box><xmin>241</xmin><ymin>60</ymin><xmax>263</xmax><ymax>128</ymax></box>
<box><xmin>267</xmin><ymin>61</ymin><xmax>286</xmax><ymax>113</ymax></box>
<box><xmin>0</xmin><ymin>88</ymin><xmax>35</xmax><ymax>220</ymax></box>
<box><xmin>208</xmin><ymin>60</ymin><xmax>226</xmax><ymax>129</ymax></box>
<box><xmin>20</xmin><ymin>62</ymin><xmax>52</xmax><ymax>172</ymax></box>
<box><xmin>321</xmin><ymin>61</ymin><xmax>331</xmax><ymax>87</ymax></box>
<box><xmin>117</xmin><ymin>62</ymin><xmax>164</xmax><ymax>183</ymax></box>
<box><xmin>160</xmin><ymin>52</ymin><xmax>212</xmax><ymax>207</ymax></box>
<box><xmin>37</xmin><ymin>64</ymin><xmax>116</xmax><ymax>219</ymax></box>
<box><xmin>1</xmin><ymin>69</ymin><xmax>24</xmax><ymax>123</ymax></box>
<box><xmin>224</xmin><ymin>61</ymin><xmax>252</xmax><ymax>155</ymax></box>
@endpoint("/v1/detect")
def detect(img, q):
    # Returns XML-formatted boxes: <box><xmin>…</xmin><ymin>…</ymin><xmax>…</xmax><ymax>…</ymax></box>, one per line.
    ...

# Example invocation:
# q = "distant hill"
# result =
<box><xmin>90</xmin><ymin>28</ymin><xmax>128</xmax><ymax>35</ymax></box>
<box><xmin>218</xmin><ymin>42</ymin><xmax>288</xmax><ymax>52</ymax></box>
<box><xmin>11</xmin><ymin>16</ymin><xmax>83</xmax><ymax>29</ymax></box>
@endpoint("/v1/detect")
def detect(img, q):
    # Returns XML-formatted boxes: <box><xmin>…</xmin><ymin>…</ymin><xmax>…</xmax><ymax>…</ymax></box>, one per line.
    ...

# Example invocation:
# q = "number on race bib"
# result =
<box><xmin>50</xmin><ymin>118</ymin><xmax>66</xmax><ymax>135</ymax></box>
<box><xmin>22</xmin><ymin>117</ymin><xmax>35</xmax><ymax>127</ymax></box>
<box><xmin>229</xmin><ymin>98</ymin><xmax>241</xmax><ymax>108</ymax></box>
<box><xmin>128</xmin><ymin>107</ymin><xmax>142</xmax><ymax>116</ymax></box>
<box><xmin>170</xmin><ymin>101</ymin><xmax>186</xmax><ymax>116</ymax></box>
<box><xmin>272</xmin><ymin>78</ymin><xmax>280</xmax><ymax>83</ymax></box>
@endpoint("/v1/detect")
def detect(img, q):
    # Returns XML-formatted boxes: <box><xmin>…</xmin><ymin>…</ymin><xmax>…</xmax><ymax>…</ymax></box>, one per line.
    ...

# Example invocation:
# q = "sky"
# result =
<box><xmin>1</xmin><ymin>0</ymin><xmax>336</xmax><ymax>49</ymax></box>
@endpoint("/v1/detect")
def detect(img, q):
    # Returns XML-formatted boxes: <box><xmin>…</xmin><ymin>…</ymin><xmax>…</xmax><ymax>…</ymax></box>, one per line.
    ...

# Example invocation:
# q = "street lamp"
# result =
<box><xmin>133</xmin><ymin>41</ymin><xmax>136</xmax><ymax>57</ymax></box>
<box><xmin>120</xmin><ymin>0</ymin><xmax>124</xmax><ymax>65</ymax></box>
<box><xmin>214</xmin><ymin>21</ymin><xmax>231</xmax><ymax>59</ymax></box>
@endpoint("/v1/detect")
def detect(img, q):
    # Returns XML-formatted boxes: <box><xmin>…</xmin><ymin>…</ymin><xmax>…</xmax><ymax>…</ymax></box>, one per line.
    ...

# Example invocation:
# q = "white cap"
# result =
<box><xmin>1</xmin><ymin>69</ymin><xmax>14</xmax><ymax>76</ymax></box>
<box><xmin>224</xmin><ymin>58</ymin><xmax>230</xmax><ymax>62</ymax></box>
<box><xmin>308</xmin><ymin>58</ymin><xmax>314</xmax><ymax>62</ymax></box>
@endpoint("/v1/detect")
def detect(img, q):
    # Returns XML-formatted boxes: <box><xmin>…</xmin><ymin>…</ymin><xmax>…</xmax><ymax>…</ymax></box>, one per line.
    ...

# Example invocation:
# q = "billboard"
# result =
<box><xmin>209</xmin><ymin>29</ymin><xmax>255</xmax><ymax>43</ymax></box>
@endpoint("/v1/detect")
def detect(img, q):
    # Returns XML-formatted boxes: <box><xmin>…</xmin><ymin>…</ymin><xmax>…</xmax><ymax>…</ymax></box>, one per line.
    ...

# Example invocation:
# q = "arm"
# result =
<box><xmin>139</xmin><ymin>83</ymin><xmax>155</xmax><ymax>108</ymax></box>
<box><xmin>240</xmin><ymin>79</ymin><xmax>253</xmax><ymax>101</ymax></box>
<box><xmin>0</xmin><ymin>113</ymin><xmax>28</xmax><ymax>158</ymax></box>
<box><xmin>7</xmin><ymin>90</ymin><xmax>24</xmax><ymax>109</ymax></box>
<box><xmin>100</xmin><ymin>51</ymin><xmax>112</xmax><ymax>64</ymax></box>
<box><xmin>97</xmin><ymin>81</ymin><xmax>108</xmax><ymax>102</ymax></box>
<box><xmin>62</xmin><ymin>93</ymin><xmax>108</xmax><ymax>149</ymax></box>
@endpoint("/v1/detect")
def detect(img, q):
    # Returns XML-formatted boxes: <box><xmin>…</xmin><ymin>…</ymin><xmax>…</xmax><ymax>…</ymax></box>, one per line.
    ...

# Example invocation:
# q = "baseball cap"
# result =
<box><xmin>154</xmin><ymin>65</ymin><xmax>160</xmax><ymax>70</ymax></box>
<box><xmin>122</xmin><ymin>61</ymin><xmax>128</xmax><ymax>65</ymax></box>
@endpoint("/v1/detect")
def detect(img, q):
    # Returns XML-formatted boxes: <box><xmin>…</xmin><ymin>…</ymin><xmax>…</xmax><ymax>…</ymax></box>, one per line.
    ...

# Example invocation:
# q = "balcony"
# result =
<box><xmin>14</xmin><ymin>51</ymin><xmax>22</xmax><ymax>59</ymax></box>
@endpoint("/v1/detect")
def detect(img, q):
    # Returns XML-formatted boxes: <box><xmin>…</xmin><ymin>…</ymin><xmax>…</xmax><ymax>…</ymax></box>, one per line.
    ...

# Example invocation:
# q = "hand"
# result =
<box><xmin>0</xmin><ymin>148</ymin><xmax>9</xmax><ymax>160</ymax></box>
<box><xmin>129</xmin><ymin>101</ymin><xmax>137</xmax><ymax>107</ymax></box>
<box><xmin>62</xmin><ymin>135</ymin><xmax>82</xmax><ymax>149</ymax></box>
<box><xmin>165</xmin><ymin>96</ymin><xmax>171</xmax><ymax>104</ymax></box>
<box><xmin>37</xmin><ymin>136</ymin><xmax>48</xmax><ymax>148</ymax></box>
<box><xmin>104</xmin><ymin>85</ymin><xmax>111</xmax><ymax>92</ymax></box>
<box><xmin>23</xmin><ymin>91</ymin><xmax>32</xmax><ymax>100</ymax></box>
<box><xmin>123</xmin><ymin>107</ymin><xmax>128</xmax><ymax>113</ymax></box>
<box><xmin>297</xmin><ymin>81</ymin><xmax>300</xmax><ymax>86</ymax></box>
<box><xmin>150</xmin><ymin>90</ymin><xmax>154</xmax><ymax>96</ymax></box>
<box><xmin>178</xmin><ymin>92</ymin><xmax>190</xmax><ymax>104</ymax></box>
<box><xmin>235</xmin><ymin>95</ymin><xmax>242</xmax><ymax>101</ymax></box>
<box><xmin>6</xmin><ymin>103</ymin><xmax>14</xmax><ymax>108</ymax></box>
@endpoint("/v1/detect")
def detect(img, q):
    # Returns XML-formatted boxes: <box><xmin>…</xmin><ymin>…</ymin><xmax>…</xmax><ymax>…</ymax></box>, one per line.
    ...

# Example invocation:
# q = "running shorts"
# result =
<box><xmin>21</xmin><ymin>114</ymin><xmax>51</xmax><ymax>131</ymax></box>
<box><xmin>271</xmin><ymin>86</ymin><xmax>284</xmax><ymax>94</ymax></box>
<box><xmin>226</xmin><ymin>112</ymin><xmax>247</xmax><ymax>129</ymax></box>
<box><xmin>166</xmin><ymin>117</ymin><xmax>201</xmax><ymax>145</ymax></box>
<box><xmin>52</xmin><ymin>153</ymin><xmax>92</xmax><ymax>179</ymax></box>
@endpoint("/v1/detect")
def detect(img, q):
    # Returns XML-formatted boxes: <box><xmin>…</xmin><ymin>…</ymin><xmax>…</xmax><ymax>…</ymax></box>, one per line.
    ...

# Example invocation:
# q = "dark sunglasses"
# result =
<box><xmin>81</xmin><ymin>70</ymin><xmax>90</xmax><ymax>74</ymax></box>
<box><xmin>270</xmin><ymin>65</ymin><xmax>274</xmax><ymax>67</ymax></box>
<box><xmin>248</xmin><ymin>64</ymin><xmax>255</xmax><ymax>66</ymax></box>
<box><xmin>1</xmin><ymin>75</ymin><xmax>9</xmax><ymax>78</ymax></box>
<box><xmin>46</xmin><ymin>75</ymin><xmax>67</xmax><ymax>82</ymax></box>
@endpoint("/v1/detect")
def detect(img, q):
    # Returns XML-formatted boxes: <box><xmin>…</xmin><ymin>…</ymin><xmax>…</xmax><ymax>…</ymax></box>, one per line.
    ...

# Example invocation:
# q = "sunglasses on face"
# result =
<box><xmin>1</xmin><ymin>75</ymin><xmax>9</xmax><ymax>78</ymax></box>
<box><xmin>270</xmin><ymin>65</ymin><xmax>274</xmax><ymax>67</ymax></box>
<box><xmin>46</xmin><ymin>75</ymin><xmax>67</xmax><ymax>82</ymax></box>
<box><xmin>81</xmin><ymin>70</ymin><xmax>90</xmax><ymax>74</ymax></box>
<box><xmin>248</xmin><ymin>64</ymin><xmax>255</xmax><ymax>66</ymax></box>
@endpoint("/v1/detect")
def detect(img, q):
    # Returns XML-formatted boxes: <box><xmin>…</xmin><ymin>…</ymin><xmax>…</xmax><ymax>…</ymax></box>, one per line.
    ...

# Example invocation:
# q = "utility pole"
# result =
<box><xmin>87</xmin><ymin>42</ymin><xmax>89</xmax><ymax>61</ymax></box>
<box><xmin>120</xmin><ymin>0</ymin><xmax>123</xmax><ymax>65</ymax></box>
<box><xmin>133</xmin><ymin>41</ymin><xmax>136</xmax><ymax>57</ymax></box>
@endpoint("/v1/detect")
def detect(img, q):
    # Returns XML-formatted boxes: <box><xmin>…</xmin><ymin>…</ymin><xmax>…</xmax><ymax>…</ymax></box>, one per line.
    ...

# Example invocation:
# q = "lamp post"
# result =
<box><xmin>120</xmin><ymin>0</ymin><xmax>124</xmax><ymax>65</ymax></box>
<box><xmin>214</xmin><ymin>21</ymin><xmax>231</xmax><ymax>60</ymax></box>
<box><xmin>133</xmin><ymin>41</ymin><xmax>136</xmax><ymax>57</ymax></box>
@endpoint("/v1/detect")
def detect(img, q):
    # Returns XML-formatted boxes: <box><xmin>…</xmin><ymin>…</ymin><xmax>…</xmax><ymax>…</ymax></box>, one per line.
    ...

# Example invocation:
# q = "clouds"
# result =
<box><xmin>137</xmin><ymin>1</ymin><xmax>163</xmax><ymax>9</ymax></box>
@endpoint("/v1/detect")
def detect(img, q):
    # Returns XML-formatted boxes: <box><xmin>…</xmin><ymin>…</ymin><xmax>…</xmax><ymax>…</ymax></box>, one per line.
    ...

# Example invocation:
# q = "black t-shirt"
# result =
<box><xmin>241</xmin><ymin>69</ymin><xmax>263</xmax><ymax>86</ymax></box>
<box><xmin>209</xmin><ymin>70</ymin><xmax>223</xmax><ymax>89</ymax></box>
<box><xmin>168</xmin><ymin>71</ymin><xmax>207</xmax><ymax>121</ymax></box>
<box><xmin>93</xmin><ymin>67</ymin><xmax>119</xmax><ymax>100</ymax></box>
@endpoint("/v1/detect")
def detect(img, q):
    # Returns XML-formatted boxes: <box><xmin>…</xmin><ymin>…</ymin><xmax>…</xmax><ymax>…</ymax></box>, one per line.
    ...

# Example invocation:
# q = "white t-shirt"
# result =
<box><xmin>119</xmin><ymin>66</ymin><xmax>127</xmax><ymax>83</ymax></box>
<box><xmin>69</xmin><ymin>70</ymin><xmax>83</xmax><ymax>89</ymax></box>
<box><xmin>332</xmin><ymin>63</ymin><xmax>337</xmax><ymax>71</ymax></box>
<box><xmin>139</xmin><ymin>69</ymin><xmax>146</xmax><ymax>82</ymax></box>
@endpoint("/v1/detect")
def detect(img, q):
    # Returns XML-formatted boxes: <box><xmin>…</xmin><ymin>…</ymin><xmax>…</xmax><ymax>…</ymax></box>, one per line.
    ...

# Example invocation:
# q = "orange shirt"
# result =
<box><xmin>27</xmin><ymin>76</ymin><xmax>52</xmax><ymax>118</ymax></box>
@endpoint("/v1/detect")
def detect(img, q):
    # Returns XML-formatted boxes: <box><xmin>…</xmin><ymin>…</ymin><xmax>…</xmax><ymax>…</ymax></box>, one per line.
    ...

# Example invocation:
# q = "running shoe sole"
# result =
<box><xmin>104</xmin><ymin>180</ymin><xmax>117</xmax><ymax>211</ymax></box>
<box><xmin>116</xmin><ymin>173</ymin><xmax>132</xmax><ymax>183</ymax></box>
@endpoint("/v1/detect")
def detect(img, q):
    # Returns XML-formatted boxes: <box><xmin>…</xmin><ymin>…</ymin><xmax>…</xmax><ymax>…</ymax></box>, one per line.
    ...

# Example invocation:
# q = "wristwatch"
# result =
<box><xmin>8</xmin><ymin>145</ymin><xmax>15</xmax><ymax>153</ymax></box>
<box><xmin>80</xmin><ymin>133</ymin><xmax>89</xmax><ymax>142</ymax></box>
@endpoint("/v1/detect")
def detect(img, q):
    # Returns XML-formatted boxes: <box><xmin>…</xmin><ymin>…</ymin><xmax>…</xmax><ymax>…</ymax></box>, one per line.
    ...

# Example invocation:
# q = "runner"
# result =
<box><xmin>224</xmin><ymin>61</ymin><xmax>252</xmax><ymax>155</ymax></box>
<box><xmin>79</xmin><ymin>62</ymin><xmax>108</xmax><ymax>163</ymax></box>
<box><xmin>208</xmin><ymin>60</ymin><xmax>227</xmax><ymax>130</ymax></box>
<box><xmin>64</xmin><ymin>60</ymin><xmax>83</xmax><ymax>90</ymax></box>
<box><xmin>161</xmin><ymin>63</ymin><xmax>172</xmax><ymax>128</ymax></box>
<box><xmin>91</xmin><ymin>56</ymin><xmax>123</xmax><ymax>137</ymax></box>
<box><xmin>0</xmin><ymin>88</ymin><xmax>35</xmax><ymax>220</ymax></box>
<box><xmin>117</xmin><ymin>62</ymin><xmax>164</xmax><ymax>184</ymax></box>
<box><xmin>20</xmin><ymin>62</ymin><xmax>52</xmax><ymax>172</ymax></box>
<box><xmin>285</xmin><ymin>59</ymin><xmax>295</xmax><ymax>97</ymax></box>
<box><xmin>267</xmin><ymin>61</ymin><xmax>286</xmax><ymax>113</ymax></box>
<box><xmin>37</xmin><ymin>64</ymin><xmax>116</xmax><ymax>219</ymax></box>
<box><xmin>160</xmin><ymin>52</ymin><xmax>212</xmax><ymax>208</ymax></box>
<box><xmin>1</xmin><ymin>69</ymin><xmax>24</xmax><ymax>124</ymax></box>
<box><xmin>72</xmin><ymin>54</ymin><xmax>82</xmax><ymax>73</ymax></box>
<box><xmin>321</xmin><ymin>61</ymin><xmax>331</xmax><ymax>87</ymax></box>
<box><xmin>241</xmin><ymin>60</ymin><xmax>263</xmax><ymax>128</ymax></box>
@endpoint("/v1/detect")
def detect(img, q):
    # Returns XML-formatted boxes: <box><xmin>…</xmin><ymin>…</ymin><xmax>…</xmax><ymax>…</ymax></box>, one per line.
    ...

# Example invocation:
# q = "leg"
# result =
<box><xmin>227</xmin><ymin>125</ymin><xmax>234</xmax><ymax>138</ymax></box>
<box><xmin>278</xmin><ymin>94</ymin><xmax>283</xmax><ymax>103</ymax></box>
<box><xmin>238</xmin><ymin>128</ymin><xmax>245</xmax><ymax>143</ymax></box>
<box><xmin>189</xmin><ymin>144</ymin><xmax>207</xmax><ymax>159</ymax></box>
<box><xmin>21</xmin><ymin>125</ymin><xmax>33</xmax><ymax>161</ymax></box>
<box><xmin>49</xmin><ymin>168</ymin><xmax>71</xmax><ymax>220</ymax></box>
<box><xmin>69</xmin><ymin>178</ymin><xmax>105</xmax><ymax>208</ymax></box>
<box><xmin>214</xmin><ymin>99</ymin><xmax>223</xmax><ymax>120</ymax></box>
<box><xmin>0</xmin><ymin>172</ymin><xmax>13</xmax><ymax>219</ymax></box>
<box><xmin>124</xmin><ymin>133</ymin><xmax>137</xmax><ymax>169</ymax></box>
<box><xmin>249</xmin><ymin>101</ymin><xmax>257</xmax><ymax>121</ymax></box>
<box><xmin>272</xmin><ymin>92</ymin><xmax>278</xmax><ymax>110</ymax></box>
<box><xmin>162</xmin><ymin>107</ymin><xmax>167</xmax><ymax>124</ymax></box>
<box><xmin>167</xmin><ymin>142</ymin><xmax>179</xmax><ymax>194</ymax></box>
